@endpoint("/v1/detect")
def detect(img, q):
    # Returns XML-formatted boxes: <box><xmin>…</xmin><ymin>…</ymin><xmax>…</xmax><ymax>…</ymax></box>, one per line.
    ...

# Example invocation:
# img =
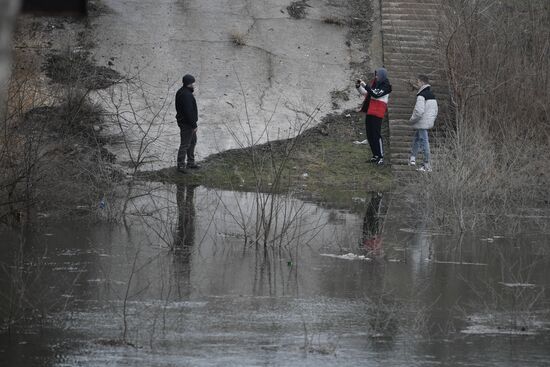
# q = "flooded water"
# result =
<box><xmin>1</xmin><ymin>187</ymin><xmax>549</xmax><ymax>366</ymax></box>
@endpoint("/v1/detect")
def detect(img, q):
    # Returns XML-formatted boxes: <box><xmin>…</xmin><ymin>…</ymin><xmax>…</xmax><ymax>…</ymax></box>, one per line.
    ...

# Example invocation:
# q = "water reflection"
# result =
<box><xmin>174</xmin><ymin>183</ymin><xmax>197</xmax><ymax>253</ymax></box>
<box><xmin>172</xmin><ymin>183</ymin><xmax>198</xmax><ymax>297</ymax></box>
<box><xmin>362</xmin><ymin>192</ymin><xmax>385</xmax><ymax>258</ymax></box>
<box><xmin>0</xmin><ymin>187</ymin><xmax>549</xmax><ymax>366</ymax></box>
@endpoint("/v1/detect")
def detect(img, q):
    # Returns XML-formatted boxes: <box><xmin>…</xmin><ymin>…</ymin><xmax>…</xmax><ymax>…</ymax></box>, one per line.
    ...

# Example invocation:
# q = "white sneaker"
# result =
<box><xmin>353</xmin><ymin>139</ymin><xmax>368</xmax><ymax>145</ymax></box>
<box><xmin>408</xmin><ymin>156</ymin><xmax>416</xmax><ymax>166</ymax></box>
<box><xmin>417</xmin><ymin>164</ymin><xmax>432</xmax><ymax>172</ymax></box>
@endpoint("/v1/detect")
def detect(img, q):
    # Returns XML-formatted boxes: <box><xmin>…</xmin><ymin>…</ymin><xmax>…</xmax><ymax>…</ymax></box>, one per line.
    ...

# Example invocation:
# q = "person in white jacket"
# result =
<box><xmin>408</xmin><ymin>75</ymin><xmax>438</xmax><ymax>172</ymax></box>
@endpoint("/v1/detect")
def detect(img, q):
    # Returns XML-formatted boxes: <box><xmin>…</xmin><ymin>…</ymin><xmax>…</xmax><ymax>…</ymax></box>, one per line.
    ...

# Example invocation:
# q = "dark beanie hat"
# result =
<box><xmin>182</xmin><ymin>74</ymin><xmax>195</xmax><ymax>86</ymax></box>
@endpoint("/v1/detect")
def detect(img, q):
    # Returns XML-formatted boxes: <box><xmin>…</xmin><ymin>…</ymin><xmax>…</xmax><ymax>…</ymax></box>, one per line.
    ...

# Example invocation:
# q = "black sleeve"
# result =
<box><xmin>364</xmin><ymin>83</ymin><xmax>392</xmax><ymax>98</ymax></box>
<box><xmin>181</xmin><ymin>94</ymin><xmax>195</xmax><ymax>126</ymax></box>
<box><xmin>176</xmin><ymin>92</ymin><xmax>197</xmax><ymax>128</ymax></box>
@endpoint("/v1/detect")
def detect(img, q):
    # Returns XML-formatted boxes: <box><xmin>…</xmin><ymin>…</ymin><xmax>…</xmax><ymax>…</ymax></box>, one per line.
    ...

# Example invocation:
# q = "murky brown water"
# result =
<box><xmin>1</xmin><ymin>187</ymin><xmax>549</xmax><ymax>366</ymax></box>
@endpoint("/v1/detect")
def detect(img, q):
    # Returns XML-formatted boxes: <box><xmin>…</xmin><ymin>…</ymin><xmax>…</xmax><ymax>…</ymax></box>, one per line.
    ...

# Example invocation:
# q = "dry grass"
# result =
<box><xmin>322</xmin><ymin>16</ymin><xmax>344</xmax><ymax>26</ymax></box>
<box><xmin>229</xmin><ymin>31</ymin><xmax>246</xmax><ymax>46</ymax></box>
<box><xmin>287</xmin><ymin>1</ymin><xmax>310</xmax><ymax>20</ymax></box>
<box><xmin>410</xmin><ymin>0</ymin><xmax>550</xmax><ymax>233</ymax></box>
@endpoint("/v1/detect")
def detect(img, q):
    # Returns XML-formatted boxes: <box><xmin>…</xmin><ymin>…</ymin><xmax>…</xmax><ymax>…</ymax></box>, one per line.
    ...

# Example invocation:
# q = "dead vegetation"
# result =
<box><xmin>330</xmin><ymin>89</ymin><xmax>350</xmax><ymax>109</ymax></box>
<box><xmin>229</xmin><ymin>30</ymin><xmax>247</xmax><ymax>46</ymax></box>
<box><xmin>322</xmin><ymin>16</ymin><xmax>345</xmax><ymax>26</ymax></box>
<box><xmin>287</xmin><ymin>0</ymin><xmax>311</xmax><ymax>20</ymax></box>
<box><xmin>410</xmin><ymin>0</ymin><xmax>550</xmax><ymax>233</ymax></box>
<box><xmin>44</xmin><ymin>48</ymin><xmax>122</xmax><ymax>90</ymax></box>
<box><xmin>0</xmin><ymin>43</ymin><xmax>129</xmax><ymax>226</ymax></box>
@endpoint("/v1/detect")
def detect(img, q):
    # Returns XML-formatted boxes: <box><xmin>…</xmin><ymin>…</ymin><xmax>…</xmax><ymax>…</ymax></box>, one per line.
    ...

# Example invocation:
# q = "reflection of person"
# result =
<box><xmin>356</xmin><ymin>68</ymin><xmax>392</xmax><ymax>166</ymax></box>
<box><xmin>175</xmin><ymin>74</ymin><xmax>200</xmax><ymax>173</ymax></box>
<box><xmin>172</xmin><ymin>183</ymin><xmax>198</xmax><ymax>297</ymax></box>
<box><xmin>174</xmin><ymin>183</ymin><xmax>197</xmax><ymax>253</ymax></box>
<box><xmin>408</xmin><ymin>74</ymin><xmax>438</xmax><ymax>172</ymax></box>
<box><xmin>362</xmin><ymin>192</ymin><xmax>384</xmax><ymax>257</ymax></box>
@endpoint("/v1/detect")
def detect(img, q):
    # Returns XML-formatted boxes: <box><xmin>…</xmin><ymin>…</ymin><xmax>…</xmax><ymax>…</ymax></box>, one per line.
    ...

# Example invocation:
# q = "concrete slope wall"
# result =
<box><xmin>0</xmin><ymin>0</ymin><xmax>21</xmax><ymax>113</ymax></box>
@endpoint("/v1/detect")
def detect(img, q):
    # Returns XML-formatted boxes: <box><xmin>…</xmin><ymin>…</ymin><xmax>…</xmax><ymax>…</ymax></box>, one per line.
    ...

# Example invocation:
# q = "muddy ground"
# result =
<box><xmin>149</xmin><ymin>109</ymin><xmax>392</xmax><ymax>206</ymax></box>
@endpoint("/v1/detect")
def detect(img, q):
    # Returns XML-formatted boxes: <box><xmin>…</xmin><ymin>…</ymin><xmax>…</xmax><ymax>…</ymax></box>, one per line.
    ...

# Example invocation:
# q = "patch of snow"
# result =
<box><xmin>499</xmin><ymin>282</ymin><xmax>536</xmax><ymax>288</ymax></box>
<box><xmin>87</xmin><ymin>279</ymin><xmax>106</xmax><ymax>283</ymax></box>
<box><xmin>320</xmin><ymin>253</ymin><xmax>371</xmax><ymax>261</ymax></box>
<box><xmin>433</xmin><ymin>260</ymin><xmax>487</xmax><ymax>266</ymax></box>
<box><xmin>461</xmin><ymin>325</ymin><xmax>537</xmax><ymax>336</ymax></box>
<box><xmin>398</xmin><ymin>228</ymin><xmax>446</xmax><ymax>235</ymax></box>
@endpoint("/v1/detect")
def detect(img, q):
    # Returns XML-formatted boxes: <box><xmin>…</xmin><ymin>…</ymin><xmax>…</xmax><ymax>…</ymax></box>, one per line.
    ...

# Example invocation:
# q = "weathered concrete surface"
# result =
<box><xmin>87</xmin><ymin>0</ymin><xmax>367</xmax><ymax>167</ymax></box>
<box><xmin>0</xmin><ymin>0</ymin><xmax>21</xmax><ymax>111</ymax></box>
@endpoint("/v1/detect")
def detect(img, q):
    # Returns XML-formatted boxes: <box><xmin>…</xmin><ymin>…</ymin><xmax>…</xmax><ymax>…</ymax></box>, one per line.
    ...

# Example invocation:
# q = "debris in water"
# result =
<box><xmin>461</xmin><ymin>325</ymin><xmax>537</xmax><ymax>336</ymax></box>
<box><xmin>433</xmin><ymin>260</ymin><xmax>487</xmax><ymax>266</ymax></box>
<box><xmin>320</xmin><ymin>253</ymin><xmax>372</xmax><ymax>261</ymax></box>
<box><xmin>499</xmin><ymin>282</ymin><xmax>536</xmax><ymax>288</ymax></box>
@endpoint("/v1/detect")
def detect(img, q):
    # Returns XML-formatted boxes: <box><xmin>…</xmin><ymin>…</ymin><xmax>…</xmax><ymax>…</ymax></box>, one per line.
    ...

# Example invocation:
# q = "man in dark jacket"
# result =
<box><xmin>175</xmin><ymin>74</ymin><xmax>199</xmax><ymax>173</ymax></box>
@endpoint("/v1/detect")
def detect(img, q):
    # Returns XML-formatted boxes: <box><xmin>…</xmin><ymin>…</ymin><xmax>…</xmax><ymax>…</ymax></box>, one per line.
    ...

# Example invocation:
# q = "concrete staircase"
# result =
<box><xmin>380</xmin><ymin>0</ymin><xmax>448</xmax><ymax>171</ymax></box>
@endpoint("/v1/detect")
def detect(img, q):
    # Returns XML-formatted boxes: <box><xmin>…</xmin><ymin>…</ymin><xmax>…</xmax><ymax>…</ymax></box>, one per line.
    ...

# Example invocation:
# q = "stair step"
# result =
<box><xmin>382</xmin><ymin>27</ymin><xmax>437</xmax><ymax>35</ymax></box>
<box><xmin>384</xmin><ymin>33</ymin><xmax>437</xmax><ymax>41</ymax></box>
<box><xmin>384</xmin><ymin>46</ymin><xmax>439</xmax><ymax>55</ymax></box>
<box><xmin>384</xmin><ymin>40</ymin><xmax>438</xmax><ymax>49</ymax></box>
<box><xmin>384</xmin><ymin>14</ymin><xmax>441</xmax><ymax>22</ymax></box>
<box><xmin>384</xmin><ymin>56</ymin><xmax>437</xmax><ymax>65</ymax></box>
<box><xmin>383</xmin><ymin>2</ymin><xmax>440</xmax><ymax>10</ymax></box>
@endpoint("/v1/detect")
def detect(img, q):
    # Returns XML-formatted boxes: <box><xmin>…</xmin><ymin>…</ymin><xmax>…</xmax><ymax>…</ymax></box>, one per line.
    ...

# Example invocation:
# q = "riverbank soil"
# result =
<box><xmin>149</xmin><ymin>110</ymin><xmax>392</xmax><ymax>205</ymax></box>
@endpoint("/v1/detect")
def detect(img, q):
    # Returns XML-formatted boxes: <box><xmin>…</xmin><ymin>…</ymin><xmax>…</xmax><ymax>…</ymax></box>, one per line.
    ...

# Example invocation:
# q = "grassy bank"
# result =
<box><xmin>147</xmin><ymin>110</ymin><xmax>393</xmax><ymax>207</ymax></box>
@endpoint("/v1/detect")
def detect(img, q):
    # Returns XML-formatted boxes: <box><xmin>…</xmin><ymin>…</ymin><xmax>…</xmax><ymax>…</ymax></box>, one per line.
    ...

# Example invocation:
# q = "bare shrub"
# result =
<box><xmin>0</xmin><ymin>44</ymin><xmax>126</xmax><ymax>225</ymax></box>
<box><xmin>412</xmin><ymin>0</ymin><xmax>550</xmax><ymax>233</ymax></box>
<box><xmin>215</xmin><ymin>72</ymin><xmax>326</xmax><ymax>251</ymax></box>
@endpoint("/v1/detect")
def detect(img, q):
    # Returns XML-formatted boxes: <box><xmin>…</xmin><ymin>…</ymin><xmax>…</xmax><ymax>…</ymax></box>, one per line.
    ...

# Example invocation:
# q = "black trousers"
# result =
<box><xmin>177</xmin><ymin>124</ymin><xmax>197</xmax><ymax>167</ymax></box>
<box><xmin>365</xmin><ymin>115</ymin><xmax>383</xmax><ymax>158</ymax></box>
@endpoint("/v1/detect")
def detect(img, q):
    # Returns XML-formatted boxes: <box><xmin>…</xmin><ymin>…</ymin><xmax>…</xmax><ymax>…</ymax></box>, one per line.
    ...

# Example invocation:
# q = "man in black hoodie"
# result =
<box><xmin>175</xmin><ymin>74</ymin><xmax>199</xmax><ymax>173</ymax></box>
